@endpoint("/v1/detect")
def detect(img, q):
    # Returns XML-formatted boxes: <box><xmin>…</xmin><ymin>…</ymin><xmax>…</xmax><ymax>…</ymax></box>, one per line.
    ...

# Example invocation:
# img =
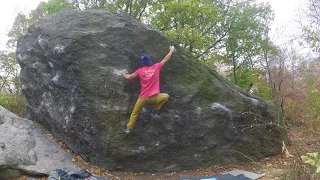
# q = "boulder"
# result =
<box><xmin>0</xmin><ymin>106</ymin><xmax>76</xmax><ymax>179</ymax></box>
<box><xmin>16</xmin><ymin>9</ymin><xmax>287</xmax><ymax>172</ymax></box>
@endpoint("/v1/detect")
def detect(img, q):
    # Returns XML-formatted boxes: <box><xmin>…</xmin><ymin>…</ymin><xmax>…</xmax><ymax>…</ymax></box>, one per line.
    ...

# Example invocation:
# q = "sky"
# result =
<box><xmin>0</xmin><ymin>0</ymin><xmax>44</xmax><ymax>49</ymax></box>
<box><xmin>0</xmin><ymin>0</ymin><xmax>309</xmax><ymax>50</ymax></box>
<box><xmin>258</xmin><ymin>0</ymin><xmax>308</xmax><ymax>45</ymax></box>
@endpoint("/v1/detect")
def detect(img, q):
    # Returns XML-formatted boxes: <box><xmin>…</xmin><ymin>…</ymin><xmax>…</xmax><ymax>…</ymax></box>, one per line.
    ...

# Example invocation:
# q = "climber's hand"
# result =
<box><xmin>123</xmin><ymin>72</ymin><xmax>137</xmax><ymax>80</ymax></box>
<box><xmin>170</xmin><ymin>46</ymin><xmax>175</xmax><ymax>52</ymax></box>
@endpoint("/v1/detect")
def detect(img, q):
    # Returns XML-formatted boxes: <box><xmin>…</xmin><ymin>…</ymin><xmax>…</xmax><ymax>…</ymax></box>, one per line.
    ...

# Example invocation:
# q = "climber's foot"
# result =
<box><xmin>123</xmin><ymin>129</ymin><xmax>131</xmax><ymax>134</ymax></box>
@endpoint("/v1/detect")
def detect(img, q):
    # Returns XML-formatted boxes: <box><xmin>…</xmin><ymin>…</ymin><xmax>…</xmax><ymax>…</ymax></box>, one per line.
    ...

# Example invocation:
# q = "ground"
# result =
<box><xmin>15</xmin><ymin>126</ymin><xmax>319</xmax><ymax>180</ymax></box>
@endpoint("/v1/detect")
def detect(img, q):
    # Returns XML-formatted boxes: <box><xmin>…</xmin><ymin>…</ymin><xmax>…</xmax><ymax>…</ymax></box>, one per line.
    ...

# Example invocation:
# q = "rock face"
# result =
<box><xmin>16</xmin><ymin>9</ymin><xmax>287</xmax><ymax>172</ymax></box>
<box><xmin>0</xmin><ymin>106</ymin><xmax>76</xmax><ymax>179</ymax></box>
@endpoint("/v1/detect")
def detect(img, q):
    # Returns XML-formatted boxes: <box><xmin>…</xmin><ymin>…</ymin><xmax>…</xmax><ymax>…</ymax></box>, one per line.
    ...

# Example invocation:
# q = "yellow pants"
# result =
<box><xmin>127</xmin><ymin>93</ymin><xmax>169</xmax><ymax>130</ymax></box>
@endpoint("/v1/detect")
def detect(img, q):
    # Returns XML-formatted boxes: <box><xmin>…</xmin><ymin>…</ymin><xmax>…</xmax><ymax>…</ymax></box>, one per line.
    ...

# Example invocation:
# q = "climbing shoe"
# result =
<box><xmin>146</xmin><ymin>107</ymin><xmax>155</xmax><ymax>115</ymax></box>
<box><xmin>123</xmin><ymin>129</ymin><xmax>131</xmax><ymax>134</ymax></box>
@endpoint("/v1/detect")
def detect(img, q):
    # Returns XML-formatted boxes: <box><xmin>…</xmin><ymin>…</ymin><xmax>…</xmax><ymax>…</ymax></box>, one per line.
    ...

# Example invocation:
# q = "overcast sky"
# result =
<box><xmin>0</xmin><ymin>0</ymin><xmax>309</xmax><ymax>50</ymax></box>
<box><xmin>0</xmin><ymin>0</ymin><xmax>44</xmax><ymax>49</ymax></box>
<box><xmin>259</xmin><ymin>0</ymin><xmax>308</xmax><ymax>45</ymax></box>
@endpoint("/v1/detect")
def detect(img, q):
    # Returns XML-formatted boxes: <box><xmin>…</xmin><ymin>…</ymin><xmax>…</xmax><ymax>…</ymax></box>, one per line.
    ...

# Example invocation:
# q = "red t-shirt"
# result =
<box><xmin>134</xmin><ymin>62</ymin><xmax>163</xmax><ymax>98</ymax></box>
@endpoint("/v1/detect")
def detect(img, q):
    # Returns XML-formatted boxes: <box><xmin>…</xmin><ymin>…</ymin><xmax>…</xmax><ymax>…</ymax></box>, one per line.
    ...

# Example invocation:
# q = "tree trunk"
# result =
<box><xmin>232</xmin><ymin>55</ymin><xmax>237</xmax><ymax>84</ymax></box>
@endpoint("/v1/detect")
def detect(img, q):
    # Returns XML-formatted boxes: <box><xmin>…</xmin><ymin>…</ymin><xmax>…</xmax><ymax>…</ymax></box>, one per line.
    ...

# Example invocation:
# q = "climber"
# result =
<box><xmin>122</xmin><ymin>46</ymin><xmax>175</xmax><ymax>134</ymax></box>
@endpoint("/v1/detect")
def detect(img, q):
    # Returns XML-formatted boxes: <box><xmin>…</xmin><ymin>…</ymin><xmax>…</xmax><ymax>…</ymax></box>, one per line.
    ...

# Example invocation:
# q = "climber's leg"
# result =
<box><xmin>153</xmin><ymin>93</ymin><xmax>169</xmax><ymax>110</ymax></box>
<box><xmin>126</xmin><ymin>98</ymin><xmax>147</xmax><ymax>131</ymax></box>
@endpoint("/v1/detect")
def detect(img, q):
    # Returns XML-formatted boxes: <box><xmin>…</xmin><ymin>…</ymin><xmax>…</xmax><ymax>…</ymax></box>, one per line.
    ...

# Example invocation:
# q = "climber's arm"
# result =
<box><xmin>122</xmin><ymin>72</ymin><xmax>137</xmax><ymax>80</ymax></box>
<box><xmin>161</xmin><ymin>46</ymin><xmax>175</xmax><ymax>65</ymax></box>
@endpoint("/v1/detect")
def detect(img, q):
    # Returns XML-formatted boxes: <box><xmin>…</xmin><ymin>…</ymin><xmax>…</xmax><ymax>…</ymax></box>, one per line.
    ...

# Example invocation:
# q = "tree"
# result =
<box><xmin>107</xmin><ymin>0</ymin><xmax>155</xmax><ymax>21</ymax></box>
<box><xmin>0</xmin><ymin>52</ymin><xmax>18</xmax><ymax>92</ymax></box>
<box><xmin>0</xmin><ymin>50</ymin><xmax>26</xmax><ymax>116</ymax></box>
<box><xmin>40</xmin><ymin>0</ymin><xmax>74</xmax><ymax>15</ymax></box>
<box><xmin>151</xmin><ymin>0</ymin><xmax>225</xmax><ymax>58</ymax></box>
<box><xmin>296</xmin><ymin>58</ymin><xmax>320</xmax><ymax>128</ymax></box>
<box><xmin>263</xmin><ymin>46</ymin><xmax>306</xmax><ymax>126</ymax></box>
<box><xmin>68</xmin><ymin>0</ymin><xmax>155</xmax><ymax>21</ymax></box>
<box><xmin>300</xmin><ymin>0</ymin><xmax>320</xmax><ymax>52</ymax></box>
<box><xmin>150</xmin><ymin>0</ymin><xmax>274</xmax><ymax>90</ymax></box>
<box><xmin>224</xmin><ymin>1</ymin><xmax>274</xmax><ymax>88</ymax></box>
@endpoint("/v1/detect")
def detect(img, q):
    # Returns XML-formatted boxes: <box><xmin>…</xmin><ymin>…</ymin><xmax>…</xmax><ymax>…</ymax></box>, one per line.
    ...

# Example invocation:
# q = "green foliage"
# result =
<box><xmin>0</xmin><ymin>52</ymin><xmax>25</xmax><ymax>117</ymax></box>
<box><xmin>227</xmin><ymin>66</ymin><xmax>274</xmax><ymax>100</ymax></box>
<box><xmin>7</xmin><ymin>13</ymin><xmax>29</xmax><ymax>38</ymax></box>
<box><xmin>70</xmin><ymin>0</ymin><xmax>107</xmax><ymax>9</ymax></box>
<box><xmin>0</xmin><ymin>92</ymin><xmax>26</xmax><ymax>117</ymax></box>
<box><xmin>250</xmin><ymin>68</ymin><xmax>273</xmax><ymax>100</ymax></box>
<box><xmin>225</xmin><ymin>1</ymin><xmax>274</xmax><ymax>84</ymax></box>
<box><xmin>293</xmin><ymin>60</ymin><xmax>320</xmax><ymax>129</ymax></box>
<box><xmin>0</xmin><ymin>92</ymin><xmax>16</xmax><ymax>109</ymax></box>
<box><xmin>107</xmin><ymin>0</ymin><xmax>155</xmax><ymax>20</ymax></box>
<box><xmin>68</xmin><ymin>0</ymin><xmax>155</xmax><ymax>20</ymax></box>
<box><xmin>301</xmin><ymin>152</ymin><xmax>320</xmax><ymax>174</ymax></box>
<box><xmin>230</xmin><ymin>66</ymin><xmax>274</xmax><ymax>101</ymax></box>
<box><xmin>39</xmin><ymin>0</ymin><xmax>74</xmax><ymax>15</ymax></box>
<box><xmin>151</xmin><ymin>0</ymin><xmax>275</xmax><ymax>95</ymax></box>
<box><xmin>305</xmin><ymin>80</ymin><xmax>320</xmax><ymax>114</ymax></box>
<box><xmin>0</xmin><ymin>93</ymin><xmax>16</xmax><ymax>109</ymax></box>
<box><xmin>229</xmin><ymin>66</ymin><xmax>254</xmax><ymax>91</ymax></box>
<box><xmin>151</xmin><ymin>0</ymin><xmax>221</xmax><ymax>57</ymax></box>
<box><xmin>252</xmin><ymin>81</ymin><xmax>273</xmax><ymax>100</ymax></box>
<box><xmin>0</xmin><ymin>52</ymin><xmax>20</xmax><ymax>92</ymax></box>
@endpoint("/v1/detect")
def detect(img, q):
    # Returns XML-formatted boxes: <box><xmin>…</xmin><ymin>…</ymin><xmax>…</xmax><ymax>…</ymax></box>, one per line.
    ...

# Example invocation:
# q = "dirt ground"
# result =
<box><xmin>16</xmin><ymin>127</ymin><xmax>320</xmax><ymax>180</ymax></box>
<box><xmin>76</xmin><ymin>128</ymin><xmax>320</xmax><ymax>180</ymax></box>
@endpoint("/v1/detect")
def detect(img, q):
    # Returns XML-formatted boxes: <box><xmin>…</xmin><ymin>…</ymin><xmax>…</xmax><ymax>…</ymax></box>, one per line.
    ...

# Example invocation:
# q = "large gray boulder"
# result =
<box><xmin>0</xmin><ymin>106</ymin><xmax>76</xmax><ymax>179</ymax></box>
<box><xmin>16</xmin><ymin>9</ymin><xmax>287</xmax><ymax>172</ymax></box>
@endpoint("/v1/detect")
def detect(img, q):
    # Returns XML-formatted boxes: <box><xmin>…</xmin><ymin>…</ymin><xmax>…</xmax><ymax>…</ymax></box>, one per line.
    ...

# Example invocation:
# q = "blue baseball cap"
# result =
<box><xmin>139</xmin><ymin>54</ymin><xmax>152</xmax><ymax>67</ymax></box>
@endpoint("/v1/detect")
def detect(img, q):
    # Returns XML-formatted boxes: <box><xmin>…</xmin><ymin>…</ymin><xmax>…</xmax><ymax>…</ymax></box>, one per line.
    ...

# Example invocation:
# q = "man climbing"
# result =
<box><xmin>122</xmin><ymin>46</ymin><xmax>175</xmax><ymax>134</ymax></box>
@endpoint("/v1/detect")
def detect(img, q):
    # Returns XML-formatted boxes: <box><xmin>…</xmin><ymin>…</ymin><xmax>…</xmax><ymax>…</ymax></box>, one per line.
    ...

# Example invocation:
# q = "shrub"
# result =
<box><xmin>0</xmin><ymin>92</ymin><xmax>26</xmax><ymax>117</ymax></box>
